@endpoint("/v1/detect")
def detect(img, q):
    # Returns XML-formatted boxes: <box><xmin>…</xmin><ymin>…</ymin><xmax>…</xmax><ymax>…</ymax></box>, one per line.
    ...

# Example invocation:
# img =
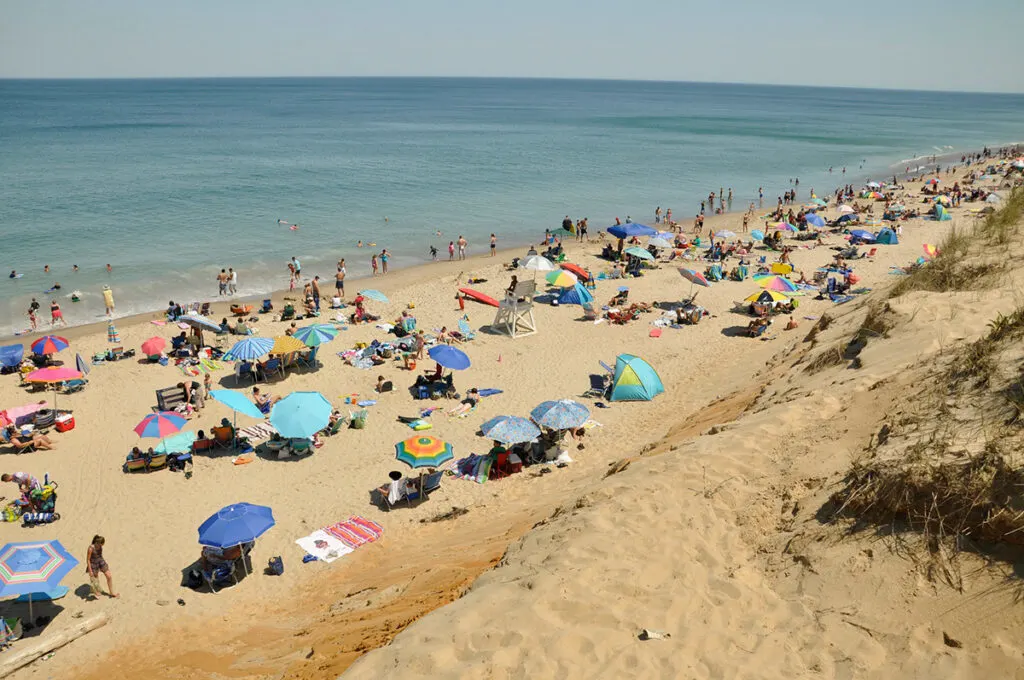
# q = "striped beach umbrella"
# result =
<box><xmin>678</xmin><ymin>268</ymin><xmax>711</xmax><ymax>288</ymax></box>
<box><xmin>922</xmin><ymin>244</ymin><xmax>939</xmax><ymax>260</ymax></box>
<box><xmin>744</xmin><ymin>289</ymin><xmax>788</xmax><ymax>304</ymax></box>
<box><xmin>270</xmin><ymin>335</ymin><xmax>306</xmax><ymax>355</ymax></box>
<box><xmin>227</xmin><ymin>337</ymin><xmax>274</xmax><ymax>360</ymax></box>
<box><xmin>30</xmin><ymin>336</ymin><xmax>69</xmax><ymax>356</ymax></box>
<box><xmin>757</xmin><ymin>275</ymin><xmax>799</xmax><ymax>293</ymax></box>
<box><xmin>545</xmin><ymin>270</ymin><xmax>578</xmax><ymax>288</ymax></box>
<box><xmin>395</xmin><ymin>435</ymin><xmax>455</xmax><ymax>469</ymax></box>
<box><xmin>0</xmin><ymin>540</ymin><xmax>78</xmax><ymax>620</ymax></box>
<box><xmin>134</xmin><ymin>411</ymin><xmax>188</xmax><ymax>439</ymax></box>
<box><xmin>292</xmin><ymin>324</ymin><xmax>338</xmax><ymax>347</ymax></box>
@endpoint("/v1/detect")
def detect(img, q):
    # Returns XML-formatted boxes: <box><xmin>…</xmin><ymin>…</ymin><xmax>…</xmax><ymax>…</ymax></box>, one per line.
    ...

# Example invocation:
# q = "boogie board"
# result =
<box><xmin>458</xmin><ymin>288</ymin><xmax>499</xmax><ymax>308</ymax></box>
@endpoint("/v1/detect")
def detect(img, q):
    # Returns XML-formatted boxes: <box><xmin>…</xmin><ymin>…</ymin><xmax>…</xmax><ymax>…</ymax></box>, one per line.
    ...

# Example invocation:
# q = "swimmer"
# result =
<box><xmin>106</xmin><ymin>264</ymin><xmax>112</xmax><ymax>274</ymax></box>
<box><xmin>289</xmin><ymin>225</ymin><xmax>298</xmax><ymax>231</ymax></box>
<box><xmin>384</xmin><ymin>216</ymin><xmax>388</xmax><ymax>222</ymax></box>
<box><xmin>9</xmin><ymin>270</ymin><xmax>16</xmax><ymax>279</ymax></box>
<box><xmin>436</xmin><ymin>230</ymin><xmax>442</xmax><ymax>237</ymax></box>
<box><xmin>72</xmin><ymin>264</ymin><xmax>79</xmax><ymax>272</ymax></box>
<box><xmin>44</xmin><ymin>265</ymin><xmax>49</xmax><ymax>273</ymax></box>
<box><xmin>277</xmin><ymin>219</ymin><xmax>289</xmax><ymax>224</ymax></box>
<box><xmin>357</xmin><ymin>241</ymin><xmax>363</xmax><ymax>248</ymax></box>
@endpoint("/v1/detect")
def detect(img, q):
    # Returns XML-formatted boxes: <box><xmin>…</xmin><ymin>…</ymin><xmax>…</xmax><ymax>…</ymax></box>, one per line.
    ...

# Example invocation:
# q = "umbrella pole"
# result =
<box><xmin>28</xmin><ymin>594</ymin><xmax>32</xmax><ymax>623</ymax></box>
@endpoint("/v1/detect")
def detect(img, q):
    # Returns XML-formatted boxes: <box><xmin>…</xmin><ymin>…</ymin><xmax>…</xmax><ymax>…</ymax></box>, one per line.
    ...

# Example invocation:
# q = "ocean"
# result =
<box><xmin>1</xmin><ymin>77</ymin><xmax>1022</xmax><ymax>335</ymax></box>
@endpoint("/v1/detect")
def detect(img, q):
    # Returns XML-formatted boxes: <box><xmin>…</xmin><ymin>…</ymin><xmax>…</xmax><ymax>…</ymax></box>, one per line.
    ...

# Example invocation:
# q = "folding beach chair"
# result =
<box><xmin>457</xmin><ymin>317</ymin><xmax>476</xmax><ymax>342</ymax></box>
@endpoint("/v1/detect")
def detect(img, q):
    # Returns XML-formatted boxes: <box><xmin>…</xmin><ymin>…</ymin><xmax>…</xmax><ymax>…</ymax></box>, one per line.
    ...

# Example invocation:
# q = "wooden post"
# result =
<box><xmin>0</xmin><ymin>612</ymin><xmax>109</xmax><ymax>678</ymax></box>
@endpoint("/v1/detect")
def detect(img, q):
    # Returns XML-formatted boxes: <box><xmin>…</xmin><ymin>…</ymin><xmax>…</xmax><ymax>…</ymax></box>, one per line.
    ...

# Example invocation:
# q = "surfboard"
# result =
<box><xmin>458</xmin><ymin>288</ymin><xmax>499</xmax><ymax>308</ymax></box>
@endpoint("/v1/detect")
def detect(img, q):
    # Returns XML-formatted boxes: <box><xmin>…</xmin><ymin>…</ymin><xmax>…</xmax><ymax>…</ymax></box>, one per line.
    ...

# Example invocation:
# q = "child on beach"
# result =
<box><xmin>371</xmin><ymin>254</ymin><xmax>379</xmax><ymax>275</ymax></box>
<box><xmin>448</xmin><ymin>241</ymin><xmax>455</xmax><ymax>261</ymax></box>
<box><xmin>86</xmin><ymin>535</ymin><xmax>119</xmax><ymax>598</ymax></box>
<box><xmin>430</xmin><ymin>245</ymin><xmax>438</xmax><ymax>260</ymax></box>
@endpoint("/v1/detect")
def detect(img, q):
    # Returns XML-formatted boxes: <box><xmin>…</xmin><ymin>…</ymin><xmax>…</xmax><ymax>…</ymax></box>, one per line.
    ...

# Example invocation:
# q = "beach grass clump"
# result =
<box><xmin>802</xmin><ymin>312</ymin><xmax>833</xmax><ymax>345</ymax></box>
<box><xmin>889</xmin><ymin>227</ymin><xmax>999</xmax><ymax>298</ymax></box>
<box><xmin>804</xmin><ymin>344</ymin><xmax>845</xmax><ymax>374</ymax></box>
<box><xmin>946</xmin><ymin>307</ymin><xmax>1024</xmax><ymax>390</ymax></box>
<box><xmin>976</xmin><ymin>187</ymin><xmax>1024</xmax><ymax>245</ymax></box>
<box><xmin>856</xmin><ymin>302</ymin><xmax>894</xmax><ymax>341</ymax></box>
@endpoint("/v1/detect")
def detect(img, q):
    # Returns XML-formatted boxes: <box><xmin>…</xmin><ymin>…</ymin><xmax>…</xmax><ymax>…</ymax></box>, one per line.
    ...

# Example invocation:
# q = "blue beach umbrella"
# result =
<box><xmin>750</xmin><ymin>229</ymin><xmax>765</xmax><ymax>242</ymax></box>
<box><xmin>226</xmin><ymin>337</ymin><xmax>274</xmax><ymax>361</ymax></box>
<box><xmin>198</xmin><ymin>503</ymin><xmax>275</xmax><ymax>549</ymax></box>
<box><xmin>269</xmin><ymin>391</ymin><xmax>332</xmax><ymax>439</ymax></box>
<box><xmin>806</xmin><ymin>214</ymin><xmax>826</xmax><ymax>228</ymax></box>
<box><xmin>154</xmin><ymin>430</ymin><xmax>197</xmax><ymax>454</ymax></box>
<box><xmin>210</xmin><ymin>389</ymin><xmax>266</xmax><ymax>420</ymax></box>
<box><xmin>0</xmin><ymin>540</ymin><xmax>78</xmax><ymax>619</ymax></box>
<box><xmin>428</xmin><ymin>345</ymin><xmax>471</xmax><ymax>370</ymax></box>
<box><xmin>292</xmin><ymin>324</ymin><xmax>338</xmax><ymax>347</ymax></box>
<box><xmin>480</xmin><ymin>415</ymin><xmax>541</xmax><ymax>445</ymax></box>
<box><xmin>358</xmin><ymin>289</ymin><xmax>389</xmax><ymax>303</ymax></box>
<box><xmin>530</xmin><ymin>399</ymin><xmax>590</xmax><ymax>430</ymax></box>
<box><xmin>850</xmin><ymin>229</ymin><xmax>876</xmax><ymax>243</ymax></box>
<box><xmin>837</xmin><ymin>213</ymin><xmax>857</xmax><ymax>224</ymax></box>
<box><xmin>607</xmin><ymin>223</ymin><xmax>657</xmax><ymax>239</ymax></box>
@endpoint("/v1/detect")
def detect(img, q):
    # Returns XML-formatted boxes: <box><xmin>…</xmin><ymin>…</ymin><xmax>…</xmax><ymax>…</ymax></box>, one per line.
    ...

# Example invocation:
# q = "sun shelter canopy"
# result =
<box><xmin>609</xmin><ymin>354</ymin><xmax>664</xmax><ymax>402</ymax></box>
<box><xmin>0</xmin><ymin>345</ymin><xmax>23</xmax><ymax>368</ymax></box>
<box><xmin>557</xmin><ymin>284</ymin><xmax>593</xmax><ymax>306</ymax></box>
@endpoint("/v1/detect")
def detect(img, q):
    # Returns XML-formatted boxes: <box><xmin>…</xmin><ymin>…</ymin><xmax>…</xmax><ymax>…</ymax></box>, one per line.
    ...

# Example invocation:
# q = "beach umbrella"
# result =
<box><xmin>141</xmin><ymin>337</ymin><xmax>166</xmax><ymax>356</ymax></box>
<box><xmin>922</xmin><ymin>244</ymin><xmax>939</xmax><ymax>260</ymax></box>
<box><xmin>559</xmin><ymin>262</ymin><xmax>590</xmax><ymax>281</ymax></box>
<box><xmin>678</xmin><ymin>268</ymin><xmax>711</xmax><ymax>296</ymax></box>
<box><xmin>866</xmin><ymin>181</ymin><xmax>881</xmax><ymax>189</ymax></box>
<box><xmin>530</xmin><ymin>399</ymin><xmax>590</xmax><ymax>430</ymax></box>
<box><xmin>395</xmin><ymin>435</ymin><xmax>455</xmax><ymax>469</ymax></box>
<box><xmin>30</xmin><ymin>336</ymin><xmax>69</xmax><ymax>356</ymax></box>
<box><xmin>292</xmin><ymin>324</ymin><xmax>338</xmax><ymax>347</ymax></box>
<box><xmin>178</xmin><ymin>314</ymin><xmax>221</xmax><ymax>333</ymax></box>
<box><xmin>75</xmin><ymin>353</ymin><xmax>90</xmax><ymax>375</ymax></box>
<box><xmin>810</xmin><ymin>198</ymin><xmax>827</xmax><ymax>207</ymax></box>
<box><xmin>849</xmin><ymin>229</ymin><xmax>876</xmax><ymax>242</ymax></box>
<box><xmin>545</xmin><ymin>270</ymin><xmax>578</xmax><ymax>288</ymax></box>
<box><xmin>227</xmin><ymin>337</ymin><xmax>274</xmax><ymax>361</ymax></box>
<box><xmin>927</xmin><ymin>178</ymin><xmax>940</xmax><ymax>185</ymax></box>
<box><xmin>0</xmin><ymin>345</ymin><xmax>23</xmax><ymax>369</ymax></box>
<box><xmin>519</xmin><ymin>255</ymin><xmax>557</xmax><ymax>273</ymax></box>
<box><xmin>757</xmin><ymin>276</ymin><xmax>799</xmax><ymax>293</ymax></box>
<box><xmin>134</xmin><ymin>411</ymin><xmax>187</xmax><ymax>439</ymax></box>
<box><xmin>838</xmin><ymin>205</ymin><xmax>855</xmax><ymax>214</ymax></box>
<box><xmin>869</xmin><ymin>192</ymin><xmax>885</xmax><ymax>200</ymax></box>
<box><xmin>744</xmin><ymin>289</ymin><xmax>788</xmax><ymax>304</ymax></box>
<box><xmin>648</xmin><ymin>237</ymin><xmax>674</xmax><ymax>249</ymax></box>
<box><xmin>269</xmin><ymin>391</ymin><xmax>332</xmax><ymax>439</ymax></box>
<box><xmin>357</xmin><ymin>289</ymin><xmax>389</xmax><ymax>303</ymax></box>
<box><xmin>806</xmin><ymin>214</ymin><xmax>826</xmax><ymax>228</ymax></box>
<box><xmin>557</xmin><ymin>283</ymin><xmax>593</xmax><ymax>306</ymax></box>
<box><xmin>24</xmin><ymin>367</ymin><xmax>83</xmax><ymax>412</ymax></box>
<box><xmin>479</xmin><ymin>415</ymin><xmax>541</xmax><ymax>445</ymax></box>
<box><xmin>934</xmin><ymin>195</ymin><xmax>951</xmax><ymax>205</ymax></box>
<box><xmin>0</xmin><ymin>540</ymin><xmax>78</xmax><ymax>621</ymax></box>
<box><xmin>713</xmin><ymin>229</ymin><xmax>736</xmax><ymax>240</ymax></box>
<box><xmin>428</xmin><ymin>345</ymin><xmax>471</xmax><ymax>370</ymax></box>
<box><xmin>154</xmin><ymin>430</ymin><xmax>197</xmax><ymax>454</ymax></box>
<box><xmin>210</xmin><ymin>389</ymin><xmax>265</xmax><ymax>421</ymax></box>
<box><xmin>836</xmin><ymin>213</ymin><xmax>858</xmax><ymax>224</ymax></box>
<box><xmin>198</xmin><ymin>502</ymin><xmax>275</xmax><ymax>549</ymax></box>
<box><xmin>623</xmin><ymin>246</ymin><xmax>654</xmax><ymax>261</ymax></box>
<box><xmin>750</xmin><ymin>229</ymin><xmax>765</xmax><ymax>241</ymax></box>
<box><xmin>270</xmin><ymin>335</ymin><xmax>306</xmax><ymax>355</ymax></box>
<box><xmin>772</xmin><ymin>222</ymin><xmax>797</xmax><ymax>232</ymax></box>
<box><xmin>607</xmin><ymin>223</ymin><xmax>657</xmax><ymax>239</ymax></box>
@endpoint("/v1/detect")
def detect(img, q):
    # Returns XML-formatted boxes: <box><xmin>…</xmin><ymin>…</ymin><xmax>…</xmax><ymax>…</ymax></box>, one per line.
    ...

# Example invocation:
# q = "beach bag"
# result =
<box><xmin>22</xmin><ymin>512</ymin><xmax>58</xmax><ymax>525</ymax></box>
<box><xmin>350</xmin><ymin>414</ymin><xmax>366</xmax><ymax>430</ymax></box>
<box><xmin>267</xmin><ymin>556</ymin><xmax>284</xmax><ymax>576</ymax></box>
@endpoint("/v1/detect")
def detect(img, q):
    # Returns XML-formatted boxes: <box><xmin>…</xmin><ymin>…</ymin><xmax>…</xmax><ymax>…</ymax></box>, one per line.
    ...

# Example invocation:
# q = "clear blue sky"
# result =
<box><xmin>3</xmin><ymin>0</ymin><xmax>1023</xmax><ymax>92</ymax></box>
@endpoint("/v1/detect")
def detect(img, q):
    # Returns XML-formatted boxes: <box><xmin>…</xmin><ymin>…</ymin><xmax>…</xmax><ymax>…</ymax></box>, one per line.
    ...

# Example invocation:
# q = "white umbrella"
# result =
<box><xmin>713</xmin><ymin>230</ymin><xmax>736</xmax><ymax>240</ymax></box>
<box><xmin>838</xmin><ymin>205</ymin><xmax>855</xmax><ymax>214</ymax></box>
<box><xmin>520</xmin><ymin>255</ymin><xmax>557</xmax><ymax>280</ymax></box>
<box><xmin>648</xmin><ymin>237</ymin><xmax>673</xmax><ymax>249</ymax></box>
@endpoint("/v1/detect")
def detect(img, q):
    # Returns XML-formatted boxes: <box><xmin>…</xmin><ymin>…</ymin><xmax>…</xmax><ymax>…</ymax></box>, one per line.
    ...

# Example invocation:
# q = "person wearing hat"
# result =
<box><xmin>102</xmin><ymin>285</ymin><xmax>115</xmax><ymax>316</ymax></box>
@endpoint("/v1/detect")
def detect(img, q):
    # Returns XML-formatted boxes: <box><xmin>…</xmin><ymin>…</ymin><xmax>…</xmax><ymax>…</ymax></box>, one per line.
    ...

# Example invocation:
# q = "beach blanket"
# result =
<box><xmin>238</xmin><ymin>422</ymin><xmax>276</xmax><ymax>442</ymax></box>
<box><xmin>295</xmin><ymin>530</ymin><xmax>353</xmax><ymax>563</ymax></box>
<box><xmin>324</xmin><ymin>516</ymin><xmax>384</xmax><ymax>549</ymax></box>
<box><xmin>452</xmin><ymin>454</ymin><xmax>492</xmax><ymax>484</ymax></box>
<box><xmin>830</xmin><ymin>295</ymin><xmax>855</xmax><ymax>305</ymax></box>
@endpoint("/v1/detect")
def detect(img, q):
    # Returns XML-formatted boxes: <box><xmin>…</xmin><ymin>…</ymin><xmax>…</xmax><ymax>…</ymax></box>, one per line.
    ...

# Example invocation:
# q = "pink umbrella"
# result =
<box><xmin>134</xmin><ymin>412</ymin><xmax>187</xmax><ymax>439</ymax></box>
<box><xmin>141</xmin><ymin>337</ymin><xmax>166</xmax><ymax>356</ymax></box>
<box><xmin>24</xmin><ymin>368</ymin><xmax>83</xmax><ymax>412</ymax></box>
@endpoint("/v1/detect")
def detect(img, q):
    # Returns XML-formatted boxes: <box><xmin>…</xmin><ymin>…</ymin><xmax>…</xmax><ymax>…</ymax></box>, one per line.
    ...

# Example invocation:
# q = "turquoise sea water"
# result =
<box><xmin>2</xmin><ymin>78</ymin><xmax>1022</xmax><ymax>335</ymax></box>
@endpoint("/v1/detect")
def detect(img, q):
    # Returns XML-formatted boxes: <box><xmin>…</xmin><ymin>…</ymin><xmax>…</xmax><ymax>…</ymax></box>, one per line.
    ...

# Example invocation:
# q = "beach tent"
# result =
<box><xmin>609</xmin><ymin>354</ymin><xmax>664</xmax><ymax>402</ymax></box>
<box><xmin>0</xmin><ymin>345</ymin><xmax>23</xmax><ymax>369</ymax></box>
<box><xmin>934</xmin><ymin>204</ymin><xmax>951</xmax><ymax>221</ymax></box>
<box><xmin>875</xmin><ymin>228</ymin><xmax>899</xmax><ymax>245</ymax></box>
<box><xmin>557</xmin><ymin>283</ymin><xmax>593</xmax><ymax>306</ymax></box>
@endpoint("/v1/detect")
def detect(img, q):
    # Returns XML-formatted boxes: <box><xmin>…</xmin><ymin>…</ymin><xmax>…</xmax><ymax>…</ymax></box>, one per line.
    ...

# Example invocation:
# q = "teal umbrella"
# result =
<box><xmin>624</xmin><ymin>246</ymin><xmax>654</xmax><ymax>261</ymax></box>
<box><xmin>292</xmin><ymin>324</ymin><xmax>338</xmax><ymax>347</ymax></box>
<box><xmin>358</xmin><ymin>289</ymin><xmax>389</xmax><ymax>303</ymax></box>
<box><xmin>155</xmin><ymin>430</ymin><xmax>197</xmax><ymax>454</ymax></box>
<box><xmin>270</xmin><ymin>392</ymin><xmax>332</xmax><ymax>439</ymax></box>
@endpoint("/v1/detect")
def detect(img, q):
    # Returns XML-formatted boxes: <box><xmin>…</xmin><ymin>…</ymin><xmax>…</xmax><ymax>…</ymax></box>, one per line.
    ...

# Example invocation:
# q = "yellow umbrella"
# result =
<box><xmin>271</xmin><ymin>336</ymin><xmax>306</xmax><ymax>354</ymax></box>
<box><xmin>743</xmin><ymin>289</ymin><xmax>788</xmax><ymax>304</ymax></box>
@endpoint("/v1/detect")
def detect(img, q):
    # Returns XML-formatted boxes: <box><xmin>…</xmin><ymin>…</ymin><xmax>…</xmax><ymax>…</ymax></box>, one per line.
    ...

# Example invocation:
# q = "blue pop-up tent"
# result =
<box><xmin>557</xmin><ymin>283</ymin><xmax>594</xmax><ymax>306</ymax></box>
<box><xmin>0</xmin><ymin>345</ymin><xmax>24</xmax><ymax>369</ymax></box>
<box><xmin>609</xmin><ymin>354</ymin><xmax>664</xmax><ymax>402</ymax></box>
<box><xmin>876</xmin><ymin>228</ymin><xmax>899</xmax><ymax>245</ymax></box>
<box><xmin>934</xmin><ymin>204</ymin><xmax>952</xmax><ymax>221</ymax></box>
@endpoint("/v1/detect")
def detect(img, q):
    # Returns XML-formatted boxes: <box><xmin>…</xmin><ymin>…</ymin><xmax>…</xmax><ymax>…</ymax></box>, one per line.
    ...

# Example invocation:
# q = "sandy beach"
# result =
<box><xmin>0</xmin><ymin>154</ymin><xmax>1021</xmax><ymax>680</ymax></box>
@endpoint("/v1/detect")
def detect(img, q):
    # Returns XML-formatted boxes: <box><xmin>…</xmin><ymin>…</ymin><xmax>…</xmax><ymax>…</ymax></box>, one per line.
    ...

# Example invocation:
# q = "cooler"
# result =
<box><xmin>55</xmin><ymin>414</ymin><xmax>75</xmax><ymax>433</ymax></box>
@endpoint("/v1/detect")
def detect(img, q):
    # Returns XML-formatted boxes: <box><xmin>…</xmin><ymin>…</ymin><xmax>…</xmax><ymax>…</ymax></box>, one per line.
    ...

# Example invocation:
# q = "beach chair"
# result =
<box><xmin>259</xmin><ymin>358</ymin><xmax>283</xmax><ymax>382</ymax></box>
<box><xmin>0</xmin><ymin>617</ymin><xmax>22</xmax><ymax>650</ymax></box>
<box><xmin>202</xmin><ymin>560</ymin><xmax>238</xmax><ymax>593</ymax></box>
<box><xmin>1</xmin><ymin>430</ymin><xmax>36</xmax><ymax>454</ymax></box>
<box><xmin>62</xmin><ymin>378</ymin><xmax>88</xmax><ymax>394</ymax></box>
<box><xmin>260</xmin><ymin>299</ymin><xmax>273</xmax><ymax>313</ymax></box>
<box><xmin>288</xmin><ymin>438</ymin><xmax>312</xmax><ymax>456</ymax></box>
<box><xmin>457</xmin><ymin>317</ymin><xmax>476</xmax><ymax>342</ymax></box>
<box><xmin>866</xmin><ymin>247</ymin><xmax>878</xmax><ymax>258</ymax></box>
<box><xmin>123</xmin><ymin>457</ymin><xmax>148</xmax><ymax>473</ymax></box>
<box><xmin>155</xmin><ymin>385</ymin><xmax>187</xmax><ymax>411</ymax></box>
<box><xmin>296</xmin><ymin>347</ymin><xmax>319</xmax><ymax>372</ymax></box>
<box><xmin>279</xmin><ymin>304</ymin><xmax>296</xmax><ymax>321</ymax></box>
<box><xmin>583</xmin><ymin>373</ymin><xmax>610</xmax><ymax>400</ymax></box>
<box><xmin>147</xmin><ymin>454</ymin><xmax>169</xmax><ymax>471</ymax></box>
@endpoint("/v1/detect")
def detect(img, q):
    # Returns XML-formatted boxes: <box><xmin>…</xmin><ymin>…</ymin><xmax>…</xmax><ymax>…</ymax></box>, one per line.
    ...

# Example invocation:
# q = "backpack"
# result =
<box><xmin>267</xmin><ymin>556</ymin><xmax>284</xmax><ymax>576</ymax></box>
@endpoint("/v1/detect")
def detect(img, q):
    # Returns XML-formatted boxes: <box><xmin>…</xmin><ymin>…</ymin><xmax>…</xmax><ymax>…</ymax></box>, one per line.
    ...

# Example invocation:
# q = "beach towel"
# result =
<box><xmin>324</xmin><ymin>516</ymin><xmax>384</xmax><ymax>549</ymax></box>
<box><xmin>649</xmin><ymin>328</ymin><xmax>662</xmax><ymax>338</ymax></box>
<box><xmin>238</xmin><ymin>422</ymin><xmax>276</xmax><ymax>442</ymax></box>
<box><xmin>478</xmin><ymin>389</ymin><xmax>503</xmax><ymax>397</ymax></box>
<box><xmin>150</xmin><ymin>320</ymin><xmax>166</xmax><ymax>326</ymax></box>
<box><xmin>295</xmin><ymin>530</ymin><xmax>353</xmax><ymax>563</ymax></box>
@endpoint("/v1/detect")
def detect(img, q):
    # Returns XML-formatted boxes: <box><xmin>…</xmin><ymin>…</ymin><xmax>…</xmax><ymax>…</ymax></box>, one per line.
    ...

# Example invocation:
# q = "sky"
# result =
<box><xmin>2</xmin><ymin>0</ymin><xmax>1024</xmax><ymax>93</ymax></box>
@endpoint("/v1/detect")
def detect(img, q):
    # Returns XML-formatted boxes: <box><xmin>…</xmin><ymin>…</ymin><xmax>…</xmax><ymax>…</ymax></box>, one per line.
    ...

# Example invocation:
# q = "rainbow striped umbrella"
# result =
<box><xmin>30</xmin><ymin>335</ymin><xmax>69</xmax><ymax>356</ymax></box>
<box><xmin>744</xmin><ymin>289</ymin><xmax>788</xmax><ymax>304</ymax></box>
<box><xmin>772</xmin><ymin>221</ymin><xmax>798</xmax><ymax>232</ymax></box>
<box><xmin>0</xmin><ymin>540</ymin><xmax>78</xmax><ymax>619</ymax></box>
<box><xmin>395</xmin><ymin>435</ymin><xmax>454</xmax><ymax>469</ymax></box>
<box><xmin>756</xmin><ymin>275</ymin><xmax>799</xmax><ymax>293</ymax></box>
<box><xmin>134</xmin><ymin>411</ymin><xmax>188</xmax><ymax>439</ymax></box>
<box><xmin>923</xmin><ymin>244</ymin><xmax>939</xmax><ymax>260</ymax></box>
<box><xmin>545</xmin><ymin>270</ymin><xmax>578</xmax><ymax>288</ymax></box>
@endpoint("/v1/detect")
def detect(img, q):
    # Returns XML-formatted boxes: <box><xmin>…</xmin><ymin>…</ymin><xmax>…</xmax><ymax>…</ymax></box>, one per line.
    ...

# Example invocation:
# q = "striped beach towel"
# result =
<box><xmin>324</xmin><ymin>516</ymin><xmax>384</xmax><ymax>549</ymax></box>
<box><xmin>239</xmin><ymin>422</ymin><xmax>276</xmax><ymax>442</ymax></box>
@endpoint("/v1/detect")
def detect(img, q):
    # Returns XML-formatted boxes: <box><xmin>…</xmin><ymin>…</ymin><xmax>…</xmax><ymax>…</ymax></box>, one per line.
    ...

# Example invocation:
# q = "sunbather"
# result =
<box><xmin>448</xmin><ymin>388</ymin><xmax>480</xmax><ymax>416</ymax></box>
<box><xmin>252</xmin><ymin>387</ymin><xmax>280</xmax><ymax>415</ymax></box>
<box><xmin>3</xmin><ymin>427</ymin><xmax>55</xmax><ymax>451</ymax></box>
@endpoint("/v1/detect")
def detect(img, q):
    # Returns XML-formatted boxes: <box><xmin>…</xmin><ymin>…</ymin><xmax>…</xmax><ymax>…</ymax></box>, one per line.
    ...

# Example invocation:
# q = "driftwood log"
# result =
<box><xmin>0</xmin><ymin>612</ymin><xmax>109</xmax><ymax>678</ymax></box>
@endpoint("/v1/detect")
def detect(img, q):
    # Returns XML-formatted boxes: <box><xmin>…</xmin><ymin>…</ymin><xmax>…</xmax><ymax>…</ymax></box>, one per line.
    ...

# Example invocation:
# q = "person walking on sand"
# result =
<box><xmin>371</xmin><ymin>253</ymin><xmax>379</xmax><ymax>275</ymax></box>
<box><xmin>228</xmin><ymin>268</ymin><xmax>237</xmax><ymax>295</ymax></box>
<box><xmin>291</xmin><ymin>256</ymin><xmax>301</xmax><ymax>279</ymax></box>
<box><xmin>335</xmin><ymin>266</ymin><xmax>345</xmax><ymax>298</ymax></box>
<box><xmin>448</xmin><ymin>241</ymin><xmax>455</xmax><ymax>261</ymax></box>
<box><xmin>490</xmin><ymin>233</ymin><xmax>497</xmax><ymax>256</ymax></box>
<box><xmin>457</xmin><ymin>235</ymin><xmax>467</xmax><ymax>260</ymax></box>
<box><xmin>27</xmin><ymin>306</ymin><xmax>37</xmax><ymax>331</ymax></box>
<box><xmin>86</xmin><ymin>535</ymin><xmax>119</xmax><ymax>598</ymax></box>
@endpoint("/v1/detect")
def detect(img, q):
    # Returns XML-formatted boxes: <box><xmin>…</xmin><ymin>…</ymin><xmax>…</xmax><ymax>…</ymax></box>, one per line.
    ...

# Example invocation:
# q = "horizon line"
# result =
<box><xmin>0</xmin><ymin>74</ymin><xmax>1022</xmax><ymax>97</ymax></box>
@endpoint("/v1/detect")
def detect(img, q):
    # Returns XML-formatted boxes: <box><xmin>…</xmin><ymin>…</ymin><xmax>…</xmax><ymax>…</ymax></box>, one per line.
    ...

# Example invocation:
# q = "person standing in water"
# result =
<box><xmin>457</xmin><ymin>235</ymin><xmax>467</xmax><ymax>260</ymax></box>
<box><xmin>490</xmin><ymin>233</ymin><xmax>497</xmax><ymax>257</ymax></box>
<box><xmin>448</xmin><ymin>241</ymin><xmax>455</xmax><ymax>261</ymax></box>
<box><xmin>86</xmin><ymin>535</ymin><xmax>119</xmax><ymax>598</ymax></box>
<box><xmin>380</xmin><ymin>249</ymin><xmax>390</xmax><ymax>274</ymax></box>
<box><xmin>335</xmin><ymin>266</ymin><xmax>345</xmax><ymax>299</ymax></box>
<box><xmin>102</xmin><ymin>285</ymin><xmax>115</xmax><ymax>316</ymax></box>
